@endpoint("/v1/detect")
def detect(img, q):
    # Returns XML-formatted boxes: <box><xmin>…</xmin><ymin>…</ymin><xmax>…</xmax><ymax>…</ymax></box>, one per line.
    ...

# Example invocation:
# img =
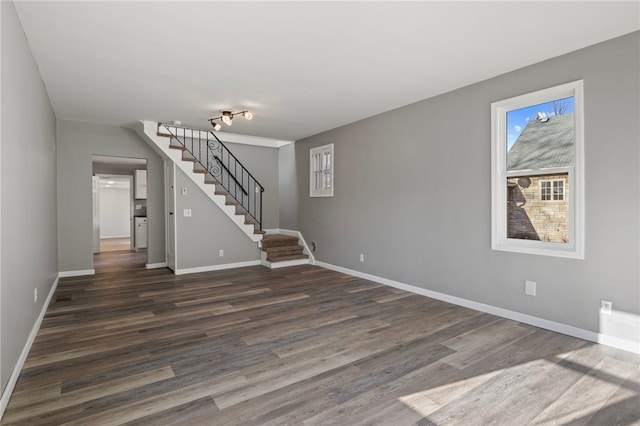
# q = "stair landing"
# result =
<box><xmin>261</xmin><ymin>234</ymin><xmax>309</xmax><ymax>266</ymax></box>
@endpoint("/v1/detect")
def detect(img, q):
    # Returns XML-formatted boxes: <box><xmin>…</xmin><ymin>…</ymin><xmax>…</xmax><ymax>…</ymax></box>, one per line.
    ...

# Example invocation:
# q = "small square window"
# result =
<box><xmin>541</xmin><ymin>179</ymin><xmax>565</xmax><ymax>201</ymax></box>
<box><xmin>310</xmin><ymin>144</ymin><xmax>334</xmax><ymax>197</ymax></box>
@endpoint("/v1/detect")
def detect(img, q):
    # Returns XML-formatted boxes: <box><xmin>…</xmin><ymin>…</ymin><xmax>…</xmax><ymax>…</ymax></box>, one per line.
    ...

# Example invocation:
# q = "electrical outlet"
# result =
<box><xmin>359</xmin><ymin>254</ymin><xmax>364</xmax><ymax>262</ymax></box>
<box><xmin>525</xmin><ymin>280</ymin><xmax>536</xmax><ymax>296</ymax></box>
<box><xmin>219</xmin><ymin>249</ymin><xmax>224</xmax><ymax>257</ymax></box>
<box><xmin>601</xmin><ymin>300</ymin><xmax>613</xmax><ymax>315</ymax></box>
<box><xmin>34</xmin><ymin>288</ymin><xmax>38</xmax><ymax>303</ymax></box>
<box><xmin>183</xmin><ymin>209</ymin><xmax>192</xmax><ymax>217</ymax></box>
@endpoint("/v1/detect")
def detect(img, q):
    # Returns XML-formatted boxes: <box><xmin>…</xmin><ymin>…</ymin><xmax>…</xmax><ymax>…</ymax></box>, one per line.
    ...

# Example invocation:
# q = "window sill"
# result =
<box><xmin>492</xmin><ymin>239</ymin><xmax>584</xmax><ymax>259</ymax></box>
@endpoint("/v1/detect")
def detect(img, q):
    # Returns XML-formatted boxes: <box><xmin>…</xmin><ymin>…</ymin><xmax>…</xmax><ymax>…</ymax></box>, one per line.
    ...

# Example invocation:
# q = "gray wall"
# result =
<box><xmin>1</xmin><ymin>1</ymin><xmax>58</xmax><ymax>391</ymax></box>
<box><xmin>278</xmin><ymin>144</ymin><xmax>298</xmax><ymax>229</ymax></box>
<box><xmin>57</xmin><ymin>120</ymin><xmax>165</xmax><ymax>271</ymax></box>
<box><xmin>175</xmin><ymin>168</ymin><xmax>260</xmax><ymax>269</ymax></box>
<box><xmin>287</xmin><ymin>32</ymin><xmax>640</xmax><ymax>344</ymax></box>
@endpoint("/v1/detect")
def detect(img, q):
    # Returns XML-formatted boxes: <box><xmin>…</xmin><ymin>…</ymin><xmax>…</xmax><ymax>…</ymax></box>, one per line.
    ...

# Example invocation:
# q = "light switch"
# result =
<box><xmin>183</xmin><ymin>209</ymin><xmax>192</xmax><ymax>217</ymax></box>
<box><xmin>181</xmin><ymin>187</ymin><xmax>188</xmax><ymax>196</ymax></box>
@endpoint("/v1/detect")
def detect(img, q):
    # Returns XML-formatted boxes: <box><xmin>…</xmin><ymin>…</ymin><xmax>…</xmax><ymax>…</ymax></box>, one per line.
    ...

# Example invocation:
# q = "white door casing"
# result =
<box><xmin>92</xmin><ymin>176</ymin><xmax>100</xmax><ymax>254</ymax></box>
<box><xmin>165</xmin><ymin>161</ymin><xmax>176</xmax><ymax>271</ymax></box>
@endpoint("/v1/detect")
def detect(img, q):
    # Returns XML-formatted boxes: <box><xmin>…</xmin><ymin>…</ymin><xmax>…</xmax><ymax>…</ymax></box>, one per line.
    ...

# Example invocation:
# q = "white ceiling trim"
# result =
<box><xmin>155</xmin><ymin>122</ymin><xmax>292</xmax><ymax>148</ymax></box>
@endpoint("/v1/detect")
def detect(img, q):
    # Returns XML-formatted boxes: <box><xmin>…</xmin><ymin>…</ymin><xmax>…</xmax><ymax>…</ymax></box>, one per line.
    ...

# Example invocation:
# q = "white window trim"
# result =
<box><xmin>491</xmin><ymin>80</ymin><xmax>584</xmax><ymax>259</ymax></box>
<box><xmin>310</xmin><ymin>143</ymin><xmax>334</xmax><ymax>197</ymax></box>
<box><xmin>540</xmin><ymin>178</ymin><xmax>565</xmax><ymax>202</ymax></box>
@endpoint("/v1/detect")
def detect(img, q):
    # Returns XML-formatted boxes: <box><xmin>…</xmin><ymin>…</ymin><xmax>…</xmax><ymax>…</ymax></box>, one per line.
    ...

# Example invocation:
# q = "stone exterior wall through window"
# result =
<box><xmin>507</xmin><ymin>173</ymin><xmax>569</xmax><ymax>243</ymax></box>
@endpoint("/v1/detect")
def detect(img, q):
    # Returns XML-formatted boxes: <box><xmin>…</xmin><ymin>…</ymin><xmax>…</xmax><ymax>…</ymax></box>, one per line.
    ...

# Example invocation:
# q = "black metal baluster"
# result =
<box><xmin>162</xmin><ymin>124</ymin><xmax>264</xmax><ymax>229</ymax></box>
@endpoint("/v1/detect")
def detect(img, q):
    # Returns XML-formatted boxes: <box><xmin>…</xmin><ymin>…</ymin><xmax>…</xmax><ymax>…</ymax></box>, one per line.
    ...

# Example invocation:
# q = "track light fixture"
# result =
<box><xmin>209</xmin><ymin>110</ymin><xmax>253</xmax><ymax>130</ymax></box>
<box><xmin>221</xmin><ymin>111</ymin><xmax>233</xmax><ymax>126</ymax></box>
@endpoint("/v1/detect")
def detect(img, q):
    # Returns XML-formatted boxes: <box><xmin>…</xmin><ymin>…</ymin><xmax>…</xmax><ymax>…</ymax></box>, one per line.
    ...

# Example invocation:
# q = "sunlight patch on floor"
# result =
<box><xmin>531</xmin><ymin>356</ymin><xmax>634</xmax><ymax>424</ymax></box>
<box><xmin>397</xmin><ymin>369</ymin><xmax>502</xmax><ymax>417</ymax></box>
<box><xmin>398</xmin><ymin>347</ymin><xmax>638</xmax><ymax>424</ymax></box>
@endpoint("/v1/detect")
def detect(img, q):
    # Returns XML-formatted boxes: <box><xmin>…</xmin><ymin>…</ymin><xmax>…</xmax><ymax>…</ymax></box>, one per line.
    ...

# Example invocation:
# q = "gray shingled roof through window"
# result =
<box><xmin>507</xmin><ymin>113</ymin><xmax>574</xmax><ymax>170</ymax></box>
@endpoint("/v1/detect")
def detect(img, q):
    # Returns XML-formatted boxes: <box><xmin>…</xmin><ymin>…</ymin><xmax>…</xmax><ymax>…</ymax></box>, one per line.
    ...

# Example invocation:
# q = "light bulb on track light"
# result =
<box><xmin>221</xmin><ymin>111</ymin><xmax>233</xmax><ymax>126</ymax></box>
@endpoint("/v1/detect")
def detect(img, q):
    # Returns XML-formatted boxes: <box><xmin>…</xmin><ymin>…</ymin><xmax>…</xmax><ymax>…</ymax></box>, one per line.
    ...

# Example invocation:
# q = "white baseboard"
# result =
<box><xmin>0</xmin><ymin>274</ymin><xmax>60</xmax><ymax>419</ymax></box>
<box><xmin>145</xmin><ymin>262</ymin><xmax>167</xmax><ymax>269</ymax></box>
<box><xmin>175</xmin><ymin>260</ymin><xmax>261</xmax><ymax>275</ymax></box>
<box><xmin>58</xmin><ymin>269</ymin><xmax>95</xmax><ymax>277</ymax></box>
<box><xmin>314</xmin><ymin>261</ymin><xmax>640</xmax><ymax>355</ymax></box>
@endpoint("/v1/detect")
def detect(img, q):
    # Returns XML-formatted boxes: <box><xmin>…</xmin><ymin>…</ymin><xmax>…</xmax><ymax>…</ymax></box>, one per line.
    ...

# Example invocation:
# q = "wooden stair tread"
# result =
<box><xmin>265</xmin><ymin>249</ymin><xmax>304</xmax><ymax>258</ymax></box>
<box><xmin>262</xmin><ymin>244</ymin><xmax>304</xmax><ymax>253</ymax></box>
<box><xmin>262</xmin><ymin>234</ymin><xmax>299</xmax><ymax>241</ymax></box>
<box><xmin>254</xmin><ymin>229</ymin><xmax>267</xmax><ymax>235</ymax></box>
<box><xmin>266</xmin><ymin>253</ymin><xmax>309</xmax><ymax>262</ymax></box>
<box><xmin>261</xmin><ymin>234</ymin><xmax>300</xmax><ymax>249</ymax></box>
<box><xmin>169</xmin><ymin>144</ymin><xmax>186</xmax><ymax>151</ymax></box>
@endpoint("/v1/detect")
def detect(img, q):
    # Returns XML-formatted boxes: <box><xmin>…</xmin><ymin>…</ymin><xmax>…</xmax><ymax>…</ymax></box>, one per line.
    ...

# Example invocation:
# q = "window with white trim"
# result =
<box><xmin>540</xmin><ymin>179</ymin><xmax>564</xmax><ymax>201</ymax></box>
<box><xmin>491</xmin><ymin>81</ymin><xmax>584</xmax><ymax>258</ymax></box>
<box><xmin>310</xmin><ymin>143</ymin><xmax>334</xmax><ymax>197</ymax></box>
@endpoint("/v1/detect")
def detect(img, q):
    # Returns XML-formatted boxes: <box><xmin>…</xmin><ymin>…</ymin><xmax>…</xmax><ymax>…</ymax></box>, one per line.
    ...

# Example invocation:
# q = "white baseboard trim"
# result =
<box><xmin>0</xmin><ymin>274</ymin><xmax>60</xmax><ymax>419</ymax></box>
<box><xmin>175</xmin><ymin>260</ymin><xmax>261</xmax><ymax>275</ymax></box>
<box><xmin>314</xmin><ymin>261</ymin><xmax>640</xmax><ymax>355</ymax></box>
<box><xmin>145</xmin><ymin>262</ymin><xmax>167</xmax><ymax>269</ymax></box>
<box><xmin>58</xmin><ymin>269</ymin><xmax>95</xmax><ymax>278</ymax></box>
<box><xmin>597</xmin><ymin>334</ymin><xmax>640</xmax><ymax>354</ymax></box>
<box><xmin>264</xmin><ymin>228</ymin><xmax>315</xmax><ymax>264</ymax></box>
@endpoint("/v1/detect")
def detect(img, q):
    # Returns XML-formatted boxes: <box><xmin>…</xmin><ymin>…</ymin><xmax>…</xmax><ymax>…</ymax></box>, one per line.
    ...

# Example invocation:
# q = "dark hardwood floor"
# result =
<box><xmin>2</xmin><ymin>252</ymin><xmax>639</xmax><ymax>425</ymax></box>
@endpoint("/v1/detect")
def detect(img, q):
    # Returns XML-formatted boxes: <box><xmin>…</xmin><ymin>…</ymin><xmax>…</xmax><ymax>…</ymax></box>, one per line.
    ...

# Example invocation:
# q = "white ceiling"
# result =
<box><xmin>14</xmin><ymin>1</ymin><xmax>639</xmax><ymax>141</ymax></box>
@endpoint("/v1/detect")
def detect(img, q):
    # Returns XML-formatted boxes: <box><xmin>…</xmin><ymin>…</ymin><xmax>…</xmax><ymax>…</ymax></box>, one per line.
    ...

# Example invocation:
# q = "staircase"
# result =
<box><xmin>162</xmin><ymin>126</ymin><xmax>266</xmax><ymax>236</ymax></box>
<box><xmin>260</xmin><ymin>233</ymin><xmax>309</xmax><ymax>268</ymax></box>
<box><xmin>135</xmin><ymin>121</ymin><xmax>311</xmax><ymax>269</ymax></box>
<box><xmin>136</xmin><ymin>121</ymin><xmax>264</xmax><ymax>242</ymax></box>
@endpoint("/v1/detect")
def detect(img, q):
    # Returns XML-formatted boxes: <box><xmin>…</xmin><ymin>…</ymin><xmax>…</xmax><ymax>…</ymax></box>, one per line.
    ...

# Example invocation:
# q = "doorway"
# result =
<box><xmin>92</xmin><ymin>155</ymin><xmax>147</xmax><ymax>260</ymax></box>
<box><xmin>97</xmin><ymin>175</ymin><xmax>133</xmax><ymax>252</ymax></box>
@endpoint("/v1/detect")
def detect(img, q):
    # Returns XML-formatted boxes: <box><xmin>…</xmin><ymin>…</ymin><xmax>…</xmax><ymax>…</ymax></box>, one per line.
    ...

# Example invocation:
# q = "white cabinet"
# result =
<box><xmin>134</xmin><ymin>169</ymin><xmax>147</xmax><ymax>199</ymax></box>
<box><xmin>135</xmin><ymin>217</ymin><xmax>148</xmax><ymax>249</ymax></box>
